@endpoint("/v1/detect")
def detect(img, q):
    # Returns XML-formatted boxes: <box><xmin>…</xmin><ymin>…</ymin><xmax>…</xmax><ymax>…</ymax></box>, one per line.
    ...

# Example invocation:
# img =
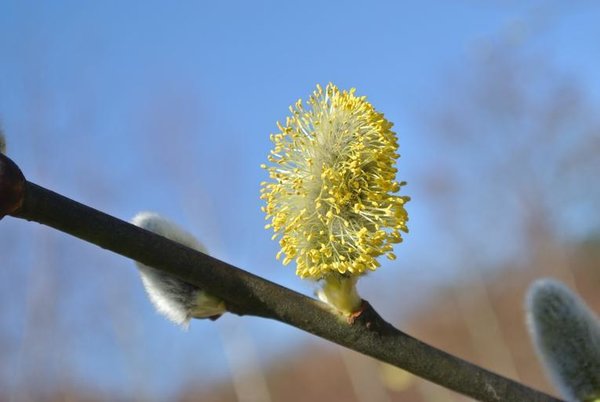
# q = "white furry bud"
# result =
<box><xmin>0</xmin><ymin>129</ymin><xmax>6</xmax><ymax>154</ymax></box>
<box><xmin>132</xmin><ymin>212</ymin><xmax>225</xmax><ymax>327</ymax></box>
<box><xmin>526</xmin><ymin>278</ymin><xmax>600</xmax><ymax>402</ymax></box>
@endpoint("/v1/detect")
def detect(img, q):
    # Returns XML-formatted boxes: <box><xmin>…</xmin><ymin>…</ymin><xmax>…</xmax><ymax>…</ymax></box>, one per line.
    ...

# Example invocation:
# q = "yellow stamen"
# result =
<box><xmin>261</xmin><ymin>83</ymin><xmax>409</xmax><ymax>280</ymax></box>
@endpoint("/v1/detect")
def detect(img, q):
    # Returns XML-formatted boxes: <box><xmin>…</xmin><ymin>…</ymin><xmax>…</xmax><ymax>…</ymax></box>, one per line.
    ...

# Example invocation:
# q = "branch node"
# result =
<box><xmin>349</xmin><ymin>300</ymin><xmax>390</xmax><ymax>334</ymax></box>
<box><xmin>347</xmin><ymin>299</ymin><xmax>368</xmax><ymax>324</ymax></box>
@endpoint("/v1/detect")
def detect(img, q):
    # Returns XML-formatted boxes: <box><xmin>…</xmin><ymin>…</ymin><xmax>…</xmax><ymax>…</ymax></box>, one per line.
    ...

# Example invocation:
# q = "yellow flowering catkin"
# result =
<box><xmin>261</xmin><ymin>83</ymin><xmax>409</xmax><ymax>280</ymax></box>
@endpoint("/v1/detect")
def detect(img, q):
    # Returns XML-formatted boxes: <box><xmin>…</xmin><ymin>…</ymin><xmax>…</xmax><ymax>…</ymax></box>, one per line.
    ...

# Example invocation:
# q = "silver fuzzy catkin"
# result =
<box><xmin>526</xmin><ymin>278</ymin><xmax>600</xmax><ymax>402</ymax></box>
<box><xmin>0</xmin><ymin>128</ymin><xmax>6</xmax><ymax>154</ymax></box>
<box><xmin>132</xmin><ymin>212</ymin><xmax>225</xmax><ymax>327</ymax></box>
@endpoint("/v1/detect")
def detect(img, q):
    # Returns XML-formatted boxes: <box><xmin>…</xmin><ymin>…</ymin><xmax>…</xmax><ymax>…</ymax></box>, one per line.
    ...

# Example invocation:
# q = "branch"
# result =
<box><xmin>0</xmin><ymin>153</ymin><xmax>563</xmax><ymax>402</ymax></box>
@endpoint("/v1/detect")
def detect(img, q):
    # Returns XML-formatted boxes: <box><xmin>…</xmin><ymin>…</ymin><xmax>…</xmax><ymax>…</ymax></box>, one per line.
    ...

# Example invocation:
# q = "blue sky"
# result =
<box><xmin>1</xmin><ymin>1</ymin><xmax>599</xmax><ymax>399</ymax></box>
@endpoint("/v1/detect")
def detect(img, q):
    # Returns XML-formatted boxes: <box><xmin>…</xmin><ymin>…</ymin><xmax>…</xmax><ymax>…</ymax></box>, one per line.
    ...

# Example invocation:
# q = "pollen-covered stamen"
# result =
<box><xmin>261</xmin><ymin>83</ymin><xmax>409</xmax><ymax>280</ymax></box>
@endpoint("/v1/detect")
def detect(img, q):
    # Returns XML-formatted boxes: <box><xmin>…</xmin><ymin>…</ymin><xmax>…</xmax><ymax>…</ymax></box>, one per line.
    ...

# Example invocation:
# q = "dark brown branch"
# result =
<box><xmin>0</xmin><ymin>153</ymin><xmax>563</xmax><ymax>402</ymax></box>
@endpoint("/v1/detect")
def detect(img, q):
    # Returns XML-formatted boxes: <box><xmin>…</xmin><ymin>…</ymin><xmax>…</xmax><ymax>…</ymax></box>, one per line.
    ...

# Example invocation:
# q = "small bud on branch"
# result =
<box><xmin>0</xmin><ymin>153</ymin><xmax>25</xmax><ymax>219</ymax></box>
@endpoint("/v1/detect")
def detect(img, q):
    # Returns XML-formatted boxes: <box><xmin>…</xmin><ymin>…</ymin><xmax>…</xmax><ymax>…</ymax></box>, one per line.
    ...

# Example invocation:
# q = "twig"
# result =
<box><xmin>0</xmin><ymin>153</ymin><xmax>563</xmax><ymax>402</ymax></box>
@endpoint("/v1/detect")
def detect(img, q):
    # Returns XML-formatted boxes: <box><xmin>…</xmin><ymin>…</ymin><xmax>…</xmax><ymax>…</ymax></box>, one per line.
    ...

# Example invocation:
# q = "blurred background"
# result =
<box><xmin>1</xmin><ymin>1</ymin><xmax>600</xmax><ymax>401</ymax></box>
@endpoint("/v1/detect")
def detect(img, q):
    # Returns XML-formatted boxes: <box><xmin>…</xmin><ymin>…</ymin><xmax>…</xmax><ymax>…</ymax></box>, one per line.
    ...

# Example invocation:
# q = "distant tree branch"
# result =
<box><xmin>0</xmin><ymin>153</ymin><xmax>563</xmax><ymax>402</ymax></box>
